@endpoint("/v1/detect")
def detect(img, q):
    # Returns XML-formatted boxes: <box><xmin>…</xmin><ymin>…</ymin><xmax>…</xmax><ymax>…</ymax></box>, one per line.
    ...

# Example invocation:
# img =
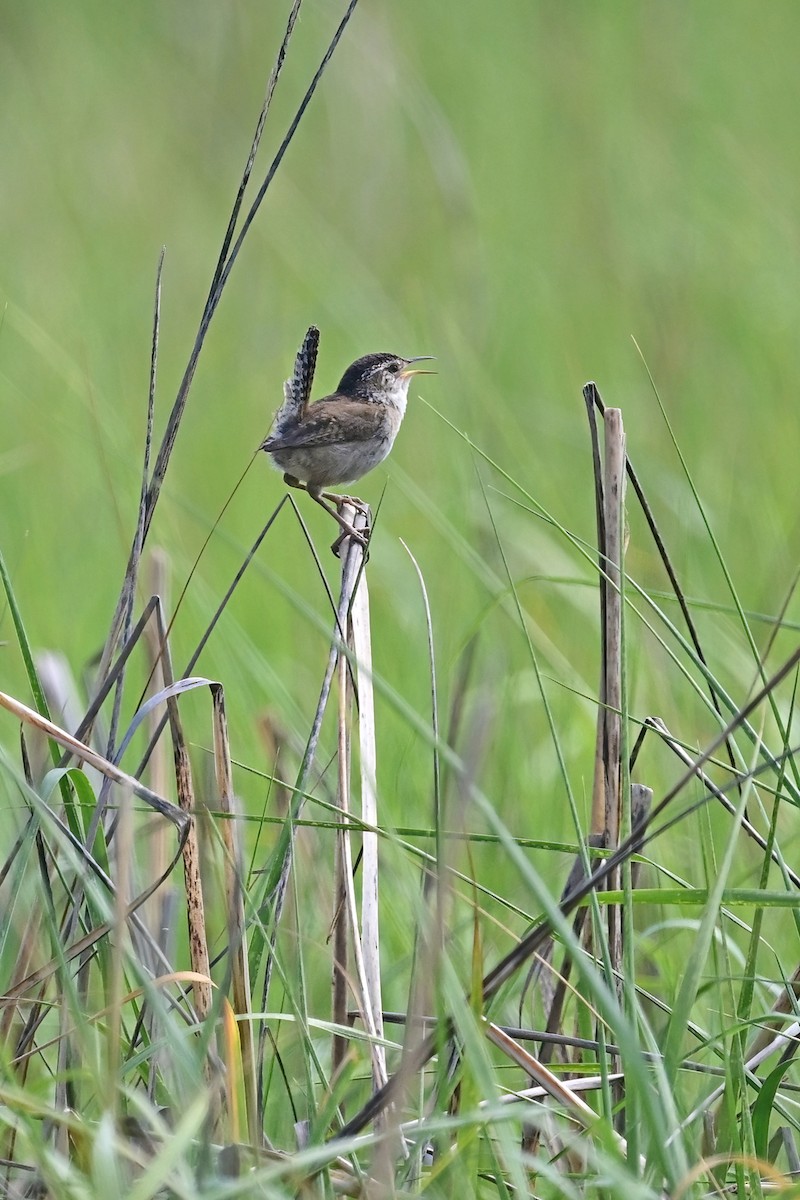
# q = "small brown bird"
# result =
<box><xmin>261</xmin><ymin>326</ymin><xmax>434</xmax><ymax>548</ymax></box>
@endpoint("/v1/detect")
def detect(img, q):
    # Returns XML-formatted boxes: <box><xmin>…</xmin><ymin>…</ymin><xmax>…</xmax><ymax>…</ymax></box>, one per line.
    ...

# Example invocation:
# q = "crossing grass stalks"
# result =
<box><xmin>4</xmin><ymin>349</ymin><xmax>800</xmax><ymax>1194</ymax></box>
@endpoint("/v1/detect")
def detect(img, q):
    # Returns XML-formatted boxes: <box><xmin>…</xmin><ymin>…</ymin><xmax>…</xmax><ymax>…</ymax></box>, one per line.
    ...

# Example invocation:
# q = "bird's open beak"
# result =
<box><xmin>400</xmin><ymin>355</ymin><xmax>437</xmax><ymax>379</ymax></box>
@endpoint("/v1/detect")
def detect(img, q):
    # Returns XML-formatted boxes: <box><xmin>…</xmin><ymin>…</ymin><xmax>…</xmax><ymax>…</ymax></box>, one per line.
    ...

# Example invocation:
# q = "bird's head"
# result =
<box><xmin>337</xmin><ymin>352</ymin><xmax>436</xmax><ymax>404</ymax></box>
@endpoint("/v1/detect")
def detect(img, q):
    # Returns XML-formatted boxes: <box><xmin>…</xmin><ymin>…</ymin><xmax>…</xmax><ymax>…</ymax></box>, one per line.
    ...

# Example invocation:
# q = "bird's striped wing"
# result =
<box><xmin>263</xmin><ymin>400</ymin><xmax>380</xmax><ymax>450</ymax></box>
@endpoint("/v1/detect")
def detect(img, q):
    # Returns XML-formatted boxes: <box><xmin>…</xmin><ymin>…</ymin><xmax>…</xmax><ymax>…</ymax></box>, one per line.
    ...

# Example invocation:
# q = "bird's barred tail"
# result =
<box><xmin>266</xmin><ymin>325</ymin><xmax>321</xmax><ymax>443</ymax></box>
<box><xmin>292</xmin><ymin>324</ymin><xmax>320</xmax><ymax>414</ymax></box>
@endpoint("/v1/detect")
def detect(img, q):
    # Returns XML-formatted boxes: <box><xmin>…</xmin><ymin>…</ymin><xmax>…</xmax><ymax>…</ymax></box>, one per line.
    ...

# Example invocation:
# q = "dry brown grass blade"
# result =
<box><xmin>489</xmin><ymin>1023</ymin><xmax>671</xmax><ymax>1190</ymax></box>
<box><xmin>152</xmin><ymin>622</ymin><xmax>212</xmax><ymax>1021</ymax></box>
<box><xmin>0</xmin><ymin>689</ymin><xmax>185</xmax><ymax>831</ymax></box>
<box><xmin>485</xmin><ymin>1021</ymin><xmax>623</xmax><ymax>1143</ymax></box>
<box><xmin>104</xmin><ymin>599</ymin><xmax>217</xmax><ymax>1032</ymax></box>
<box><xmin>583</xmin><ymin>391</ymin><xmax>608</xmax><ymax>836</ymax></box>
<box><xmin>211</xmin><ymin>681</ymin><xmax>258</xmax><ymax>1145</ymax></box>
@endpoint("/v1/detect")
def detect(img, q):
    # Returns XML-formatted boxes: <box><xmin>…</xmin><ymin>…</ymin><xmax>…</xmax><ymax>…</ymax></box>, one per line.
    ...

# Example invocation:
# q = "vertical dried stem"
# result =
<box><xmin>350</xmin><ymin>540</ymin><xmax>385</xmax><ymax>1086</ymax></box>
<box><xmin>329</xmin><ymin>506</ymin><xmax>387</xmax><ymax>1093</ymax></box>
<box><xmin>331</xmin><ymin>635</ymin><xmax>352</xmax><ymax>1076</ymax></box>
<box><xmin>155</xmin><ymin>620</ymin><xmax>212</xmax><ymax>1020</ymax></box>
<box><xmin>211</xmin><ymin>682</ymin><xmax>258</xmax><ymax>1145</ymax></box>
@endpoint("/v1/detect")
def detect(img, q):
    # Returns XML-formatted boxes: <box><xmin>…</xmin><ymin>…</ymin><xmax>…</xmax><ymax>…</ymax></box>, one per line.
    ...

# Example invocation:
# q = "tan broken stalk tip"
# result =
<box><xmin>0</xmin><ymin>689</ymin><xmax>186</xmax><ymax>832</ymax></box>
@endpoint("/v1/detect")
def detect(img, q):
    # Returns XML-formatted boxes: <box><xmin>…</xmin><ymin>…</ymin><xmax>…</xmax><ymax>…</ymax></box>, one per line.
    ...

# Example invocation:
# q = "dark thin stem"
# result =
<box><xmin>100</xmin><ymin>1</ymin><xmax>360</xmax><ymax>692</ymax></box>
<box><xmin>213</xmin><ymin>0</ymin><xmax>361</xmax><ymax>308</ymax></box>
<box><xmin>100</xmin><ymin>250</ymin><xmax>165</xmax><ymax>782</ymax></box>
<box><xmin>207</xmin><ymin>1</ymin><xmax>303</xmax><ymax>303</ymax></box>
<box><xmin>143</xmin><ymin>0</ymin><xmax>360</xmax><ymax>547</ymax></box>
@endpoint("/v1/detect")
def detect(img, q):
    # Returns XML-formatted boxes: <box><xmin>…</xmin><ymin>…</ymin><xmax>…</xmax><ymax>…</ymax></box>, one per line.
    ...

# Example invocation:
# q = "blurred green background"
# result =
<box><xmin>2</xmin><ymin>0</ymin><xmax>800</xmax><ymax>913</ymax></box>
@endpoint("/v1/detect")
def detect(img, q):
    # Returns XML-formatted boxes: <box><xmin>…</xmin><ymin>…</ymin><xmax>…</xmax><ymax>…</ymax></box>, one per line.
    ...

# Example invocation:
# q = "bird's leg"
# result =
<box><xmin>321</xmin><ymin>490</ymin><xmax>371</xmax><ymax>556</ymax></box>
<box><xmin>306</xmin><ymin>485</ymin><xmax>370</xmax><ymax>550</ymax></box>
<box><xmin>282</xmin><ymin>474</ymin><xmax>369</xmax><ymax>553</ymax></box>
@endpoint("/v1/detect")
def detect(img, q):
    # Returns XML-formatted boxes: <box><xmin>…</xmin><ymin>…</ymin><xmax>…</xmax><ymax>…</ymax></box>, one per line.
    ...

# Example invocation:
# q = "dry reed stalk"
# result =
<box><xmin>349</xmin><ymin>526</ymin><xmax>386</xmax><ymax>1091</ymax></box>
<box><xmin>330</xmin><ymin>506</ymin><xmax>388</xmax><ymax>1095</ymax></box>
<box><xmin>584</xmin><ymin>382</ymin><xmax>742</xmax><ymax>801</ymax></box>
<box><xmin>331</xmin><ymin>625</ymin><xmax>352</xmax><ymax>1076</ymax></box>
<box><xmin>0</xmin><ymin>691</ymin><xmax>186</xmax><ymax>831</ymax></box>
<box><xmin>211</xmin><ymin>682</ymin><xmax>258</xmax><ymax>1145</ymax></box>
<box><xmin>485</xmin><ymin>1021</ymin><xmax>631</xmax><ymax>1157</ymax></box>
<box><xmin>144</xmin><ymin>613</ymin><xmax>212</xmax><ymax>1022</ymax></box>
<box><xmin>575</xmin><ymin>401</ymin><xmax>628</xmax><ymax>1091</ymax></box>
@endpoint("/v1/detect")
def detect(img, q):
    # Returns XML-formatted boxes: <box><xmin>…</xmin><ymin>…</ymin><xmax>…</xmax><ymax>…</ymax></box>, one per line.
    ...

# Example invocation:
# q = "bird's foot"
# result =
<box><xmin>331</xmin><ymin>523</ymin><xmax>370</xmax><ymax>559</ymax></box>
<box><xmin>321</xmin><ymin>489</ymin><xmax>370</xmax><ymax>516</ymax></box>
<box><xmin>305</xmin><ymin>486</ymin><xmax>371</xmax><ymax>557</ymax></box>
<box><xmin>329</xmin><ymin>495</ymin><xmax>371</xmax><ymax>558</ymax></box>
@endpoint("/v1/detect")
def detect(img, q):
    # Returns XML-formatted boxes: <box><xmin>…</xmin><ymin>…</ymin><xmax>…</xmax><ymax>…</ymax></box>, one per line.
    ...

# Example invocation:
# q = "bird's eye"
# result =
<box><xmin>386</xmin><ymin>361</ymin><xmax>401</xmax><ymax>374</ymax></box>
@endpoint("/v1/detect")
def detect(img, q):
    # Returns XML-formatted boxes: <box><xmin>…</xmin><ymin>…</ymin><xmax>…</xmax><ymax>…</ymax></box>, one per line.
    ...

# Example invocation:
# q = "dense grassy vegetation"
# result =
<box><xmin>2</xmin><ymin>3</ymin><xmax>800</xmax><ymax>1195</ymax></box>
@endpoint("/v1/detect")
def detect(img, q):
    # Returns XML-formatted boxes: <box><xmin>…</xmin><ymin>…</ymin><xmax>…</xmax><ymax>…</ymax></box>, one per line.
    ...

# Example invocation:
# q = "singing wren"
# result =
<box><xmin>261</xmin><ymin>326</ymin><xmax>434</xmax><ymax>548</ymax></box>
